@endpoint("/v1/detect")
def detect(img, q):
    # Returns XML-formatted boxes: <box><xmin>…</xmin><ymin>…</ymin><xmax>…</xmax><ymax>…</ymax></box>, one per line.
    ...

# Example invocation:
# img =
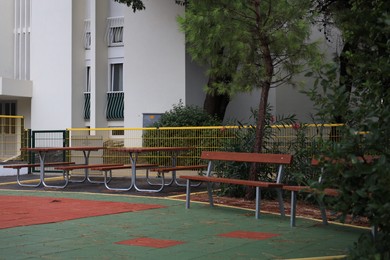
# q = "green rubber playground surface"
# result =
<box><xmin>0</xmin><ymin>186</ymin><xmax>369</xmax><ymax>260</ymax></box>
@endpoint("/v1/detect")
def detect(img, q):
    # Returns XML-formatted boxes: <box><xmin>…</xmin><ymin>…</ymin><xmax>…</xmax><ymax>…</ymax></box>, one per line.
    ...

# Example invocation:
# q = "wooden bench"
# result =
<box><xmin>283</xmin><ymin>158</ymin><xmax>344</xmax><ymax>227</ymax></box>
<box><xmin>180</xmin><ymin>151</ymin><xmax>293</xmax><ymax>219</ymax></box>
<box><xmin>284</xmin><ymin>156</ymin><xmax>378</xmax><ymax>227</ymax></box>
<box><xmin>3</xmin><ymin>162</ymin><xmax>75</xmax><ymax>187</ymax></box>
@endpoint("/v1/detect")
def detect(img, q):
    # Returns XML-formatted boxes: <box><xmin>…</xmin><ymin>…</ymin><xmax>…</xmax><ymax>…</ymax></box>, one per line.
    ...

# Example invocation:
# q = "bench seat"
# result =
<box><xmin>4</xmin><ymin>161</ymin><xmax>75</xmax><ymax>169</ymax></box>
<box><xmin>181</xmin><ymin>175</ymin><xmax>283</xmax><ymax>188</ymax></box>
<box><xmin>181</xmin><ymin>151</ymin><xmax>292</xmax><ymax>219</ymax></box>
<box><xmin>283</xmin><ymin>185</ymin><xmax>339</xmax><ymax>196</ymax></box>
<box><xmin>54</xmin><ymin>163</ymin><xmax>122</xmax><ymax>171</ymax></box>
<box><xmin>150</xmin><ymin>165</ymin><xmax>208</xmax><ymax>173</ymax></box>
<box><xmin>4</xmin><ymin>162</ymin><xmax>76</xmax><ymax>187</ymax></box>
<box><xmin>90</xmin><ymin>164</ymin><xmax>158</xmax><ymax>171</ymax></box>
<box><xmin>87</xmin><ymin>164</ymin><xmax>159</xmax><ymax>191</ymax></box>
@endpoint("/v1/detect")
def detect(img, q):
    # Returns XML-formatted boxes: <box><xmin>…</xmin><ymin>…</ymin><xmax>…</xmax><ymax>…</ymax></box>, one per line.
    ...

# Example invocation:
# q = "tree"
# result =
<box><xmin>178</xmin><ymin>0</ymin><xmax>323</xmax><ymax>198</ymax></box>
<box><xmin>114</xmin><ymin>0</ymin><xmax>145</xmax><ymax>12</ymax></box>
<box><xmin>116</xmin><ymin>0</ymin><xmax>323</xmax><ymax>198</ymax></box>
<box><xmin>307</xmin><ymin>0</ymin><xmax>390</xmax><ymax>257</ymax></box>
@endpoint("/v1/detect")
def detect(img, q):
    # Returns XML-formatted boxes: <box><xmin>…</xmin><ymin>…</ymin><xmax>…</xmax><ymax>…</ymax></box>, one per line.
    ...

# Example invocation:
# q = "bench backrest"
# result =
<box><xmin>200</xmin><ymin>151</ymin><xmax>292</xmax><ymax>183</ymax></box>
<box><xmin>201</xmin><ymin>151</ymin><xmax>292</xmax><ymax>165</ymax></box>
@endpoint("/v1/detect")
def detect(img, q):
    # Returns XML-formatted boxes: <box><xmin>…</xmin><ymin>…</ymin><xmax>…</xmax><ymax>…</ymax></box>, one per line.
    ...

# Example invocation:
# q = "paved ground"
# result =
<box><xmin>0</xmin><ymin>173</ymin><xmax>370</xmax><ymax>260</ymax></box>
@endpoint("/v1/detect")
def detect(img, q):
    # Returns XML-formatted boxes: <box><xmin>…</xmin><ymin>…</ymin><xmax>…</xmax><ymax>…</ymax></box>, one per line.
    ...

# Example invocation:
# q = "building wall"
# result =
<box><xmin>275</xmin><ymin>26</ymin><xmax>342</xmax><ymax>123</ymax></box>
<box><xmin>1</xmin><ymin>0</ymin><xmax>338</xmax><ymax>131</ymax></box>
<box><xmin>72</xmin><ymin>0</ymin><xmax>88</xmax><ymax>128</ymax></box>
<box><xmin>30</xmin><ymin>0</ymin><xmax>73</xmax><ymax>130</ymax></box>
<box><xmin>0</xmin><ymin>0</ymin><xmax>15</xmax><ymax>78</ymax></box>
<box><xmin>90</xmin><ymin>0</ymin><xmax>109</xmax><ymax>128</ymax></box>
<box><xmin>123</xmin><ymin>0</ymin><xmax>185</xmax><ymax>127</ymax></box>
<box><xmin>0</xmin><ymin>0</ymin><xmax>32</xmax><ymax>127</ymax></box>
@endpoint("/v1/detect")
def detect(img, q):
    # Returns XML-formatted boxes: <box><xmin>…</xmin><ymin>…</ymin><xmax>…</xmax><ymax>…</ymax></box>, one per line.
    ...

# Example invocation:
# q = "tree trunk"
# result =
<box><xmin>203</xmin><ymin>92</ymin><xmax>230</xmax><ymax>121</ymax></box>
<box><xmin>331</xmin><ymin>42</ymin><xmax>353</xmax><ymax>141</ymax></box>
<box><xmin>203</xmin><ymin>69</ymin><xmax>231</xmax><ymax>121</ymax></box>
<box><xmin>245</xmin><ymin>32</ymin><xmax>274</xmax><ymax>199</ymax></box>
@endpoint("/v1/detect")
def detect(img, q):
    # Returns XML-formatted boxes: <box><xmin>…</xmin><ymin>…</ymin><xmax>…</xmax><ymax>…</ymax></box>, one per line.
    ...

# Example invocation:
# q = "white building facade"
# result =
<box><xmin>0</xmin><ymin>0</ymin><xmax>327</xmax><ymax>131</ymax></box>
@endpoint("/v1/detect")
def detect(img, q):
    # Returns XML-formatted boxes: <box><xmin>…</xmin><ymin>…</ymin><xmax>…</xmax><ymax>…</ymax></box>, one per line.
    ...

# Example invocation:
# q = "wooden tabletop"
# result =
<box><xmin>20</xmin><ymin>146</ymin><xmax>105</xmax><ymax>152</ymax></box>
<box><xmin>110</xmin><ymin>147</ymin><xmax>194</xmax><ymax>153</ymax></box>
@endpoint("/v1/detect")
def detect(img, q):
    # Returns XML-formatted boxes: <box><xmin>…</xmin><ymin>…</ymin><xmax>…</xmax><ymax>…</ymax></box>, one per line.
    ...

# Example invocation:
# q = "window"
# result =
<box><xmin>112</xmin><ymin>129</ymin><xmax>124</xmax><ymax>136</ymax></box>
<box><xmin>110</xmin><ymin>63</ymin><xmax>123</xmax><ymax>92</ymax></box>
<box><xmin>108</xmin><ymin>26</ymin><xmax>123</xmax><ymax>46</ymax></box>
<box><xmin>0</xmin><ymin>102</ymin><xmax>17</xmax><ymax>116</ymax></box>
<box><xmin>106</xmin><ymin>17</ymin><xmax>124</xmax><ymax>47</ymax></box>
<box><xmin>84</xmin><ymin>20</ymin><xmax>91</xmax><ymax>50</ymax></box>
<box><xmin>86</xmin><ymin>66</ymin><xmax>91</xmax><ymax>92</ymax></box>
<box><xmin>0</xmin><ymin>101</ymin><xmax>17</xmax><ymax>134</ymax></box>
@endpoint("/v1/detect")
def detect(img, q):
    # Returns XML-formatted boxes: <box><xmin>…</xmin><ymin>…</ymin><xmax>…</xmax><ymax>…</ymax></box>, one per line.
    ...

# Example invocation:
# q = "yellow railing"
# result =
<box><xmin>0</xmin><ymin>120</ymin><xmax>344</xmax><ymax>165</ymax></box>
<box><xmin>67</xmin><ymin>124</ymin><xmax>343</xmax><ymax>166</ymax></box>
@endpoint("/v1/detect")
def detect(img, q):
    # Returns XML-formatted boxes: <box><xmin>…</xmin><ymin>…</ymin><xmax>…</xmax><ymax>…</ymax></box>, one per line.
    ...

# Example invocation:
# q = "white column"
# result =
<box><xmin>89</xmin><ymin>0</ymin><xmax>97</xmax><ymax>131</ymax></box>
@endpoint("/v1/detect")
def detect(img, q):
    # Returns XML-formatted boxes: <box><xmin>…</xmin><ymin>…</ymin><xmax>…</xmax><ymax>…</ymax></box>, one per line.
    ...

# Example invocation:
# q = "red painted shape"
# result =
<box><xmin>116</xmin><ymin>237</ymin><xmax>185</xmax><ymax>248</ymax></box>
<box><xmin>0</xmin><ymin>195</ymin><xmax>164</xmax><ymax>229</ymax></box>
<box><xmin>219</xmin><ymin>230</ymin><xmax>279</xmax><ymax>240</ymax></box>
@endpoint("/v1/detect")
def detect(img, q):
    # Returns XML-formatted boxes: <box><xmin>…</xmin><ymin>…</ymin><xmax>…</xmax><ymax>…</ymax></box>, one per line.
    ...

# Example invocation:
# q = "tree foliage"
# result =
<box><xmin>114</xmin><ymin>0</ymin><xmax>145</xmax><ymax>12</ymax></box>
<box><xmin>306</xmin><ymin>0</ymin><xmax>390</xmax><ymax>257</ymax></box>
<box><xmin>178</xmin><ymin>0</ymin><xmax>323</xmax><ymax>198</ymax></box>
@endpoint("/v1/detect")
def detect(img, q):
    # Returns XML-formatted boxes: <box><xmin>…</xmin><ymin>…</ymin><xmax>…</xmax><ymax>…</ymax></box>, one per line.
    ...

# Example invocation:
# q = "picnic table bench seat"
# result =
<box><xmin>180</xmin><ymin>151</ymin><xmax>293</xmax><ymax>219</ymax></box>
<box><xmin>54</xmin><ymin>163</ymin><xmax>124</xmax><ymax>184</ymax></box>
<box><xmin>147</xmin><ymin>164</ymin><xmax>208</xmax><ymax>188</ymax></box>
<box><xmin>150</xmin><ymin>165</ymin><xmax>208</xmax><ymax>173</ymax></box>
<box><xmin>4</xmin><ymin>162</ymin><xmax>76</xmax><ymax>187</ymax></box>
<box><xmin>89</xmin><ymin>163</ymin><xmax>159</xmax><ymax>191</ymax></box>
<box><xmin>54</xmin><ymin>163</ymin><xmax>123</xmax><ymax>171</ymax></box>
<box><xmin>90</xmin><ymin>164</ymin><xmax>159</xmax><ymax>171</ymax></box>
<box><xmin>4</xmin><ymin>161</ymin><xmax>75</xmax><ymax>169</ymax></box>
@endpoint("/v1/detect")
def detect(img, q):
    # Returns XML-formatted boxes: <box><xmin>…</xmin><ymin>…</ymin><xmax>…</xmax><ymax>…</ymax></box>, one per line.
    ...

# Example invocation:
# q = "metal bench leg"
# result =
<box><xmin>290</xmin><ymin>191</ymin><xmax>297</xmax><ymax>227</ymax></box>
<box><xmin>103</xmin><ymin>169</ymin><xmax>133</xmax><ymax>191</ymax></box>
<box><xmin>146</xmin><ymin>170</ymin><xmax>174</xmax><ymax>187</ymax></box>
<box><xmin>16</xmin><ymin>169</ymin><xmax>41</xmax><ymax>187</ymax></box>
<box><xmin>42</xmin><ymin>171</ymin><xmax>69</xmax><ymax>189</ymax></box>
<box><xmin>185</xmin><ymin>179</ymin><xmax>191</xmax><ymax>209</ymax></box>
<box><xmin>317</xmin><ymin>199</ymin><xmax>328</xmax><ymax>225</ymax></box>
<box><xmin>371</xmin><ymin>225</ymin><xmax>378</xmax><ymax>239</ymax></box>
<box><xmin>207</xmin><ymin>182</ymin><xmax>214</xmax><ymax>207</ymax></box>
<box><xmin>277</xmin><ymin>188</ymin><xmax>285</xmax><ymax>217</ymax></box>
<box><xmin>255</xmin><ymin>187</ymin><xmax>261</xmax><ymax>219</ymax></box>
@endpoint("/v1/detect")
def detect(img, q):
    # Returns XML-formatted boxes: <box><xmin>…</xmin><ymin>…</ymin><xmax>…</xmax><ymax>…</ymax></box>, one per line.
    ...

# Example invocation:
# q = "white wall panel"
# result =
<box><xmin>30</xmin><ymin>0</ymin><xmax>72</xmax><ymax>130</ymax></box>
<box><xmin>123</xmin><ymin>0</ymin><xmax>185</xmax><ymax>127</ymax></box>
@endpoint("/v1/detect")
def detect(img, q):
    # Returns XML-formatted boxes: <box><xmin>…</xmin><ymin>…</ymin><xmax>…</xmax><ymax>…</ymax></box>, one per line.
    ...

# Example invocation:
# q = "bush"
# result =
<box><xmin>153</xmin><ymin>101</ymin><xmax>220</xmax><ymax>127</ymax></box>
<box><xmin>143</xmin><ymin>101</ymin><xmax>223</xmax><ymax>166</ymax></box>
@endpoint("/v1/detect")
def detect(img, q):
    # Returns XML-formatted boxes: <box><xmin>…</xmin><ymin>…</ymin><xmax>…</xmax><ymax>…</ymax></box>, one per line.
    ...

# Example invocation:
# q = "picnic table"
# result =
<box><xmin>17</xmin><ymin>146</ymin><xmax>105</xmax><ymax>188</ymax></box>
<box><xmin>109</xmin><ymin>147</ymin><xmax>200</xmax><ymax>192</ymax></box>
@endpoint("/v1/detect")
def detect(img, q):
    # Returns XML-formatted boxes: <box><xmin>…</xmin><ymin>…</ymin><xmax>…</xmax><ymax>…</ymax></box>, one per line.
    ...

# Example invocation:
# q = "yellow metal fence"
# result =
<box><xmin>0</xmin><ymin>118</ymin><xmax>343</xmax><ymax>166</ymax></box>
<box><xmin>67</xmin><ymin>124</ymin><xmax>343</xmax><ymax>166</ymax></box>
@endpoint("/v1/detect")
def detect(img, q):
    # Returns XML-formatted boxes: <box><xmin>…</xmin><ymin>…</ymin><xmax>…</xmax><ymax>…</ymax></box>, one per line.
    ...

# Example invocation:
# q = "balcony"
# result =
<box><xmin>106</xmin><ymin>92</ymin><xmax>124</xmax><ymax>120</ymax></box>
<box><xmin>83</xmin><ymin>92</ymin><xmax>90</xmax><ymax>120</ymax></box>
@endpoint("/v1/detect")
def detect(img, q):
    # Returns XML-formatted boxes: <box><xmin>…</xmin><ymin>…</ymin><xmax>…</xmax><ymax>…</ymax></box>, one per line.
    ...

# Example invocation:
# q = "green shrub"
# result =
<box><xmin>142</xmin><ymin>101</ymin><xmax>223</xmax><ymax>166</ymax></box>
<box><xmin>153</xmin><ymin>101</ymin><xmax>220</xmax><ymax>127</ymax></box>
